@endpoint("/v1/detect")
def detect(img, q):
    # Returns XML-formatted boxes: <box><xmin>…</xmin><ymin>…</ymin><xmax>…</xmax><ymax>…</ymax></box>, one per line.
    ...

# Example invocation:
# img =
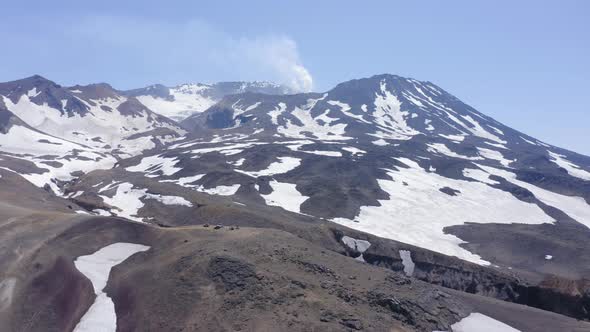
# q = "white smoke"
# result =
<box><xmin>65</xmin><ymin>16</ymin><xmax>313</xmax><ymax>91</ymax></box>
<box><xmin>231</xmin><ymin>36</ymin><xmax>314</xmax><ymax>92</ymax></box>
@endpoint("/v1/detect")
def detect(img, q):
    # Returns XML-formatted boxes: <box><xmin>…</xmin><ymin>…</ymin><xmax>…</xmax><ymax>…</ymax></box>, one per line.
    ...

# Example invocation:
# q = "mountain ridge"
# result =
<box><xmin>2</xmin><ymin>73</ymin><xmax>590</xmax><ymax>330</ymax></box>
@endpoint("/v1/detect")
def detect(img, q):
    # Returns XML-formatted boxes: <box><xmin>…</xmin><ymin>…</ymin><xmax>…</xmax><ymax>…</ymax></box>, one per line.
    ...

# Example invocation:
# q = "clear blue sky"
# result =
<box><xmin>1</xmin><ymin>1</ymin><xmax>589</xmax><ymax>154</ymax></box>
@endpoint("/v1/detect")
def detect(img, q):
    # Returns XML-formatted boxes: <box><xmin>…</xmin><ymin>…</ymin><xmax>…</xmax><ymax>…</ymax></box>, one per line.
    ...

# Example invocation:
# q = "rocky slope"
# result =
<box><xmin>1</xmin><ymin>73</ymin><xmax>590</xmax><ymax>331</ymax></box>
<box><xmin>87</xmin><ymin>74</ymin><xmax>590</xmax><ymax>267</ymax></box>
<box><xmin>1</xmin><ymin>199</ymin><xmax>589</xmax><ymax>331</ymax></box>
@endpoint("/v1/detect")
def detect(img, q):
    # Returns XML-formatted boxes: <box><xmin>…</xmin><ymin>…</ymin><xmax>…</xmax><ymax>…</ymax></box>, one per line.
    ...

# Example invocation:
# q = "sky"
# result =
<box><xmin>1</xmin><ymin>1</ymin><xmax>589</xmax><ymax>154</ymax></box>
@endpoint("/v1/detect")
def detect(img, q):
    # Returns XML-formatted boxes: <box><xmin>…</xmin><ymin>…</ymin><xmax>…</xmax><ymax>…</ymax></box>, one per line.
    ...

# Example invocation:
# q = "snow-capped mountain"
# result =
<box><xmin>2</xmin><ymin>74</ymin><xmax>590</xmax><ymax>331</ymax></box>
<box><xmin>0</xmin><ymin>75</ymin><xmax>185</xmax><ymax>155</ymax></box>
<box><xmin>71</xmin><ymin>74</ymin><xmax>590</xmax><ymax>268</ymax></box>
<box><xmin>0</xmin><ymin>75</ymin><xmax>185</xmax><ymax>193</ymax></box>
<box><xmin>126</xmin><ymin>81</ymin><xmax>292</xmax><ymax>121</ymax></box>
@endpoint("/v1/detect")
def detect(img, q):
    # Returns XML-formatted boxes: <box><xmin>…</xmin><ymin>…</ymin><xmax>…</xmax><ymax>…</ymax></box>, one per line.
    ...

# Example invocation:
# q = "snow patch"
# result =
<box><xmin>342</xmin><ymin>147</ymin><xmax>366</xmax><ymax>156</ymax></box>
<box><xmin>236</xmin><ymin>157</ymin><xmax>301</xmax><ymax>177</ymax></box>
<box><xmin>477</xmin><ymin>147</ymin><xmax>514</xmax><ymax>167</ymax></box>
<box><xmin>299</xmin><ymin>150</ymin><xmax>342</xmax><ymax>157</ymax></box>
<box><xmin>73</xmin><ymin>243</ymin><xmax>150</xmax><ymax>332</ymax></box>
<box><xmin>439</xmin><ymin>312</ymin><xmax>521</xmax><ymax>332</ymax></box>
<box><xmin>327</xmin><ymin>100</ymin><xmax>370</xmax><ymax>124</ymax></box>
<box><xmin>461</xmin><ymin>114</ymin><xmax>507</xmax><ymax>144</ymax></box>
<box><xmin>548</xmin><ymin>151</ymin><xmax>590</xmax><ymax>181</ymax></box>
<box><xmin>144</xmin><ymin>193</ymin><xmax>192</xmax><ymax>207</ymax></box>
<box><xmin>341</xmin><ymin>236</ymin><xmax>371</xmax><ymax>262</ymax></box>
<box><xmin>399</xmin><ymin>250</ymin><xmax>415</xmax><ymax>276</ymax></box>
<box><xmin>135</xmin><ymin>87</ymin><xmax>216</xmax><ymax>121</ymax></box>
<box><xmin>200</xmin><ymin>184</ymin><xmax>241</xmax><ymax>196</ymax></box>
<box><xmin>126</xmin><ymin>154</ymin><xmax>181</xmax><ymax>177</ymax></box>
<box><xmin>333</xmin><ymin>158</ymin><xmax>553</xmax><ymax>265</ymax></box>
<box><xmin>260</xmin><ymin>181</ymin><xmax>309</xmax><ymax>214</ymax></box>
<box><xmin>99</xmin><ymin>183</ymin><xmax>147</xmax><ymax>222</ymax></box>
<box><xmin>479</xmin><ymin>165</ymin><xmax>590</xmax><ymax>229</ymax></box>
<box><xmin>0</xmin><ymin>278</ymin><xmax>16</xmax><ymax>311</ymax></box>
<box><xmin>277</xmin><ymin>95</ymin><xmax>352</xmax><ymax>141</ymax></box>
<box><xmin>439</xmin><ymin>134</ymin><xmax>465</xmax><ymax>142</ymax></box>
<box><xmin>268</xmin><ymin>102</ymin><xmax>287</xmax><ymax>125</ymax></box>
<box><xmin>463</xmin><ymin>168</ymin><xmax>500</xmax><ymax>185</ymax></box>
<box><xmin>428</xmin><ymin>143</ymin><xmax>483</xmax><ymax>161</ymax></box>
<box><xmin>371</xmin><ymin>81</ymin><xmax>420</xmax><ymax>140</ymax></box>
<box><xmin>372</xmin><ymin>138</ymin><xmax>389</xmax><ymax>146</ymax></box>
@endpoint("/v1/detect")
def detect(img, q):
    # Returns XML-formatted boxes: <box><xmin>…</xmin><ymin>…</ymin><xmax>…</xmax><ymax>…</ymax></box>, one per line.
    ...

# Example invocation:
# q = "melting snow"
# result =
<box><xmin>268</xmin><ymin>102</ymin><xmax>287</xmax><ymax>125</ymax></box>
<box><xmin>100</xmin><ymin>183</ymin><xmax>147</xmax><ymax>222</ymax></box>
<box><xmin>489</xmin><ymin>126</ymin><xmax>504</xmax><ymax>135</ymax></box>
<box><xmin>372</xmin><ymin>138</ymin><xmax>389</xmax><ymax>146</ymax></box>
<box><xmin>342</xmin><ymin>147</ymin><xmax>366</xmax><ymax>156</ymax></box>
<box><xmin>161</xmin><ymin>174</ymin><xmax>239</xmax><ymax>196</ymax></box>
<box><xmin>0</xmin><ymin>125</ymin><xmax>116</xmax><ymax>194</ymax></box>
<box><xmin>135</xmin><ymin>87</ymin><xmax>216</xmax><ymax>121</ymax></box>
<box><xmin>73</xmin><ymin>243</ymin><xmax>150</xmax><ymax>332</ymax></box>
<box><xmin>231</xmin><ymin>158</ymin><xmax>245</xmax><ymax>167</ymax></box>
<box><xmin>0</xmin><ymin>278</ymin><xmax>16</xmax><ymax>312</ymax></box>
<box><xmin>484</xmin><ymin>141</ymin><xmax>509</xmax><ymax>150</ymax></box>
<box><xmin>428</xmin><ymin>143</ymin><xmax>483</xmax><ymax>161</ymax></box>
<box><xmin>299</xmin><ymin>150</ymin><xmax>342</xmax><ymax>157</ymax></box>
<box><xmin>461</xmin><ymin>114</ymin><xmax>506</xmax><ymax>144</ymax></box>
<box><xmin>236</xmin><ymin>156</ymin><xmax>301</xmax><ymax>177</ymax></box>
<box><xmin>99</xmin><ymin>182</ymin><xmax>192</xmax><ymax>221</ymax></box>
<box><xmin>26</xmin><ymin>87</ymin><xmax>41</xmax><ymax>97</ymax></box>
<box><xmin>277</xmin><ymin>95</ymin><xmax>352</xmax><ymax>141</ymax></box>
<box><xmin>399</xmin><ymin>250</ymin><xmax>415</xmax><ymax>276</ymax></box>
<box><xmin>327</xmin><ymin>100</ymin><xmax>371</xmax><ymax>124</ymax></box>
<box><xmin>199</xmin><ymin>184</ymin><xmax>240</xmax><ymax>196</ymax></box>
<box><xmin>126</xmin><ymin>154</ymin><xmax>182</xmax><ymax>177</ymax></box>
<box><xmin>2</xmin><ymin>94</ymin><xmax>182</xmax><ymax>156</ymax></box>
<box><xmin>160</xmin><ymin>174</ymin><xmax>206</xmax><ymax>187</ymax></box>
<box><xmin>187</xmin><ymin>142</ymin><xmax>263</xmax><ymax>157</ymax></box>
<box><xmin>548</xmin><ymin>151</ymin><xmax>590</xmax><ymax>181</ymax></box>
<box><xmin>144</xmin><ymin>193</ymin><xmax>192</xmax><ymax>207</ymax></box>
<box><xmin>477</xmin><ymin>147</ymin><xmax>514</xmax><ymax>167</ymax></box>
<box><xmin>93</xmin><ymin>209</ymin><xmax>111</xmax><ymax>216</ymax></box>
<box><xmin>463</xmin><ymin>168</ymin><xmax>500</xmax><ymax>185</ymax></box>
<box><xmin>233</xmin><ymin>101</ymin><xmax>261</xmax><ymax>117</ymax></box>
<box><xmin>439</xmin><ymin>134</ymin><xmax>466</xmax><ymax>142</ymax></box>
<box><xmin>479</xmin><ymin>165</ymin><xmax>590</xmax><ymax>229</ymax></box>
<box><xmin>520</xmin><ymin>136</ymin><xmax>538</xmax><ymax>145</ymax></box>
<box><xmin>333</xmin><ymin>158</ymin><xmax>553</xmax><ymax>265</ymax></box>
<box><xmin>437</xmin><ymin>312</ymin><xmax>521</xmax><ymax>332</ymax></box>
<box><xmin>342</xmin><ymin>236</ymin><xmax>371</xmax><ymax>262</ymax></box>
<box><xmin>371</xmin><ymin>81</ymin><xmax>419</xmax><ymax>140</ymax></box>
<box><xmin>260</xmin><ymin>180</ymin><xmax>309</xmax><ymax>214</ymax></box>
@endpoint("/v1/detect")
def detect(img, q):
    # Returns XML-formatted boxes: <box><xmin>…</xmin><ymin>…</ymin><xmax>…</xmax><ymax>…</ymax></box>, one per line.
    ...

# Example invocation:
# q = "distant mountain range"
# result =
<box><xmin>1</xmin><ymin>73</ymin><xmax>590</xmax><ymax>331</ymax></box>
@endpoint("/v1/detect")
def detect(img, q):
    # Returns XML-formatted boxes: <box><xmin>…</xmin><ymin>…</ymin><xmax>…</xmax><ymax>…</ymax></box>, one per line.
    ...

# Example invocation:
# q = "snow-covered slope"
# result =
<box><xmin>3</xmin><ymin>74</ymin><xmax>590</xmax><ymax>329</ymax></box>
<box><xmin>0</xmin><ymin>75</ymin><xmax>187</xmax><ymax>193</ymax></box>
<box><xmin>0</xmin><ymin>109</ymin><xmax>116</xmax><ymax>194</ymax></box>
<box><xmin>0</xmin><ymin>76</ymin><xmax>186</xmax><ymax>158</ymax></box>
<box><xmin>126</xmin><ymin>81</ymin><xmax>292</xmax><ymax>121</ymax></box>
<box><xmin>108</xmin><ymin>73</ymin><xmax>589</xmax><ymax>267</ymax></box>
<box><xmin>3</xmin><ymin>73</ymin><xmax>590</xmax><ymax>270</ymax></box>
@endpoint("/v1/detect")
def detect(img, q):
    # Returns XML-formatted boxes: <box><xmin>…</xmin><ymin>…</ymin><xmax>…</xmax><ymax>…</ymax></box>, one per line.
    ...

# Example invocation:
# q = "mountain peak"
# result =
<box><xmin>68</xmin><ymin>82</ymin><xmax>120</xmax><ymax>100</ymax></box>
<box><xmin>22</xmin><ymin>74</ymin><xmax>48</xmax><ymax>81</ymax></box>
<box><xmin>1</xmin><ymin>74</ymin><xmax>60</xmax><ymax>90</ymax></box>
<box><xmin>332</xmin><ymin>73</ymin><xmax>428</xmax><ymax>90</ymax></box>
